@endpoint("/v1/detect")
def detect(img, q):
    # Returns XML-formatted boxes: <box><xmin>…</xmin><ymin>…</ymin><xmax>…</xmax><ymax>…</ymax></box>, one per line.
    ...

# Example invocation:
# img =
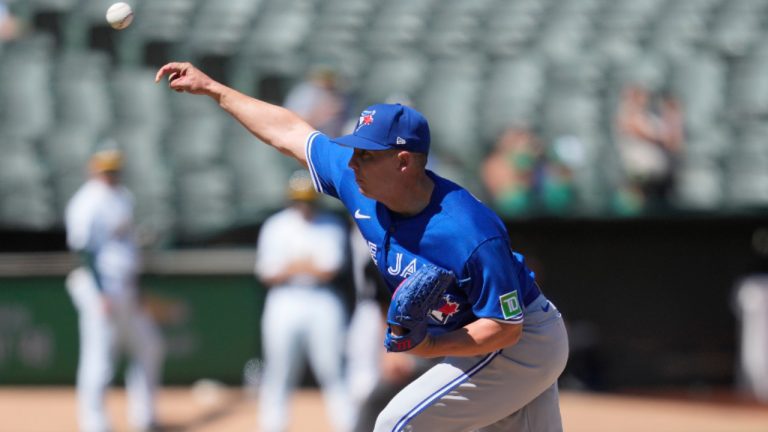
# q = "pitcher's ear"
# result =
<box><xmin>400</xmin><ymin>154</ymin><xmax>408</xmax><ymax>169</ymax></box>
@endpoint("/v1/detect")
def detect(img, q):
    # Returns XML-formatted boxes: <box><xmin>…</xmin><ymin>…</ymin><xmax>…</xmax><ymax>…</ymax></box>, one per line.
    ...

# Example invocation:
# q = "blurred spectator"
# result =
<box><xmin>540</xmin><ymin>135</ymin><xmax>580</xmax><ymax>214</ymax></box>
<box><xmin>64</xmin><ymin>149</ymin><xmax>165</xmax><ymax>432</ymax></box>
<box><xmin>615</xmin><ymin>85</ymin><xmax>685</xmax><ymax>212</ymax></box>
<box><xmin>481</xmin><ymin>126</ymin><xmax>542</xmax><ymax>216</ymax></box>
<box><xmin>611</xmin><ymin>183</ymin><xmax>647</xmax><ymax>217</ymax></box>
<box><xmin>254</xmin><ymin>170</ymin><xmax>353</xmax><ymax>432</ymax></box>
<box><xmin>481</xmin><ymin>126</ymin><xmax>578</xmax><ymax>216</ymax></box>
<box><xmin>283</xmin><ymin>65</ymin><xmax>349</xmax><ymax>137</ymax></box>
<box><xmin>0</xmin><ymin>1</ymin><xmax>21</xmax><ymax>42</ymax></box>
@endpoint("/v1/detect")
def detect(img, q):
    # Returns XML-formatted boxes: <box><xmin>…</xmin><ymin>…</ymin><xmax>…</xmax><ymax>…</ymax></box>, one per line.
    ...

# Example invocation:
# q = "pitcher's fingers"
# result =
<box><xmin>155</xmin><ymin>62</ymin><xmax>183</xmax><ymax>82</ymax></box>
<box><xmin>168</xmin><ymin>73</ymin><xmax>183</xmax><ymax>92</ymax></box>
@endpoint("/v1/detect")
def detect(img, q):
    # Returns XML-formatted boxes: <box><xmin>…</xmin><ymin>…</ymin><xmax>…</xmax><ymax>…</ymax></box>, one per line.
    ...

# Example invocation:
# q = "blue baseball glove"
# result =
<box><xmin>384</xmin><ymin>264</ymin><xmax>456</xmax><ymax>352</ymax></box>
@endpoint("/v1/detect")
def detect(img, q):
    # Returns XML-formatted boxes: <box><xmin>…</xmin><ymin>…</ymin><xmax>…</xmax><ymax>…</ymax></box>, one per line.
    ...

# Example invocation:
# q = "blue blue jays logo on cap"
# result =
<box><xmin>356</xmin><ymin>110</ymin><xmax>376</xmax><ymax>132</ymax></box>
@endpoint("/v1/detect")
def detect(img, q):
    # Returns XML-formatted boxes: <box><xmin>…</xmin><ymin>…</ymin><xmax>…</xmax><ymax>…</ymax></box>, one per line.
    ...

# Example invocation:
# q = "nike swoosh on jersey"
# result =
<box><xmin>354</xmin><ymin>209</ymin><xmax>371</xmax><ymax>219</ymax></box>
<box><xmin>541</xmin><ymin>302</ymin><xmax>551</xmax><ymax>312</ymax></box>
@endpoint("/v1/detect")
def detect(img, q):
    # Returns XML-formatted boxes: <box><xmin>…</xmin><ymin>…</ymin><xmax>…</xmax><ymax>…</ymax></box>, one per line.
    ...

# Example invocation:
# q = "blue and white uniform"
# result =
<box><xmin>307</xmin><ymin>131</ymin><xmax>569</xmax><ymax>432</ymax></box>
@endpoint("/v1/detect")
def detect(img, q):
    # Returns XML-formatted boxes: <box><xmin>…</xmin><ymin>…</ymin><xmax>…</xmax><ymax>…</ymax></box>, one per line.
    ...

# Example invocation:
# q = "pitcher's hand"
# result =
<box><xmin>155</xmin><ymin>62</ymin><xmax>216</xmax><ymax>95</ymax></box>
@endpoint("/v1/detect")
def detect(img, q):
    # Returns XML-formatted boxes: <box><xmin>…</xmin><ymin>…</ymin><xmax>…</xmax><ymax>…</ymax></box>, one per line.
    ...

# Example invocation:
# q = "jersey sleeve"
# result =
<box><xmin>305</xmin><ymin>131</ymin><xmax>353</xmax><ymax>200</ymax></box>
<box><xmin>463</xmin><ymin>237</ymin><xmax>527</xmax><ymax>324</ymax></box>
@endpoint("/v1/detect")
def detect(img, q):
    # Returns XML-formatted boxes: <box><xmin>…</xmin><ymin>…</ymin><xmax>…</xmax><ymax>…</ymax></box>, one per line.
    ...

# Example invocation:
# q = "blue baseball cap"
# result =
<box><xmin>332</xmin><ymin>103</ymin><xmax>431</xmax><ymax>154</ymax></box>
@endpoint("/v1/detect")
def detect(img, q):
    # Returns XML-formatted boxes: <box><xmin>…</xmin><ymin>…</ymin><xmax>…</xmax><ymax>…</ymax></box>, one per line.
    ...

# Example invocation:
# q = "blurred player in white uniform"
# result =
<box><xmin>735</xmin><ymin>275</ymin><xmax>768</xmax><ymax>402</ymax></box>
<box><xmin>65</xmin><ymin>150</ymin><xmax>164</xmax><ymax>432</ymax></box>
<box><xmin>255</xmin><ymin>170</ymin><xmax>353</xmax><ymax>432</ymax></box>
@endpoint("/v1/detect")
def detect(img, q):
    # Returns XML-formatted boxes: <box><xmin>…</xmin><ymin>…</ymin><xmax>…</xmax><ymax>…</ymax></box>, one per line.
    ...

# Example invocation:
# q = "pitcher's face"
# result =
<box><xmin>347</xmin><ymin>148</ymin><xmax>401</xmax><ymax>199</ymax></box>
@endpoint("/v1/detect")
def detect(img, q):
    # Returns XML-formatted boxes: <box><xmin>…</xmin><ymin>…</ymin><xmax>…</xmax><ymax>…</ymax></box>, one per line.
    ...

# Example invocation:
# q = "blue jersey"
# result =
<box><xmin>306</xmin><ymin>132</ymin><xmax>541</xmax><ymax>334</ymax></box>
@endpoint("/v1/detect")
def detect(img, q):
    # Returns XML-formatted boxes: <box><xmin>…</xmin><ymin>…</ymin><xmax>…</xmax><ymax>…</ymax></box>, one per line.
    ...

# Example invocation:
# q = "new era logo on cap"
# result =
<box><xmin>332</xmin><ymin>103</ymin><xmax>430</xmax><ymax>154</ymax></box>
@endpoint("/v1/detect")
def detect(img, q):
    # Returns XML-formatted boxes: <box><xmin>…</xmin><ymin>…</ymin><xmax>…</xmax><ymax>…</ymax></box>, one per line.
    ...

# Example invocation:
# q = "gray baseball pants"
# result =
<box><xmin>374</xmin><ymin>295</ymin><xmax>569</xmax><ymax>432</ymax></box>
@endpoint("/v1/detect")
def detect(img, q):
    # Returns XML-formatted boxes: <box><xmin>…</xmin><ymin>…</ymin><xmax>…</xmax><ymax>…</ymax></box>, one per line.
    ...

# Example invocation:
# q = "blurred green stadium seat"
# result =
<box><xmin>355</xmin><ymin>53</ymin><xmax>427</xmax><ymax>111</ymax></box>
<box><xmin>728</xmin><ymin>48</ymin><xmax>768</xmax><ymax>119</ymax></box>
<box><xmin>175</xmin><ymin>166</ymin><xmax>235</xmax><ymax>237</ymax></box>
<box><xmin>133</xmin><ymin>0</ymin><xmax>198</xmax><ymax>44</ymax></box>
<box><xmin>182</xmin><ymin>0</ymin><xmax>261</xmax><ymax>58</ymax></box>
<box><xmin>0</xmin><ymin>135</ymin><xmax>56</xmax><ymax>229</ymax></box>
<box><xmin>416</xmin><ymin>56</ymin><xmax>485</xmax><ymax>165</ymax></box>
<box><xmin>479</xmin><ymin>56</ymin><xmax>545</xmax><ymax>143</ymax></box>
<box><xmin>421</xmin><ymin>0</ymin><xmax>493</xmax><ymax>57</ymax></box>
<box><xmin>479</xmin><ymin>1</ymin><xmax>543</xmax><ymax>58</ymax></box>
<box><xmin>362</xmin><ymin>0</ymin><xmax>435</xmax><ymax>56</ymax></box>
<box><xmin>111</xmin><ymin>123</ymin><xmax>176</xmax><ymax>245</ymax></box>
<box><xmin>723</xmin><ymin>121</ymin><xmax>768</xmax><ymax>208</ymax></box>
<box><xmin>241</xmin><ymin>0</ymin><xmax>314</xmax><ymax>58</ymax></box>
<box><xmin>53</xmin><ymin>49</ymin><xmax>113</xmax><ymax>136</ymax></box>
<box><xmin>674</xmin><ymin>156</ymin><xmax>724</xmax><ymax>210</ymax></box>
<box><xmin>112</xmin><ymin>67</ymin><xmax>170</xmax><ymax>127</ymax></box>
<box><xmin>164</xmin><ymin>114</ymin><xmax>226</xmax><ymax>171</ymax></box>
<box><xmin>303</xmin><ymin>0</ymin><xmax>372</xmax><ymax>77</ymax></box>
<box><xmin>39</xmin><ymin>124</ymin><xmax>99</xmax><ymax>213</ymax></box>
<box><xmin>223</xmin><ymin>124</ymin><xmax>296</xmax><ymax>220</ymax></box>
<box><xmin>0</xmin><ymin>34</ymin><xmax>55</xmax><ymax>141</ymax></box>
<box><xmin>29</xmin><ymin>0</ymin><xmax>78</xmax><ymax>13</ymax></box>
<box><xmin>669</xmin><ymin>52</ymin><xmax>726</xmax><ymax>135</ymax></box>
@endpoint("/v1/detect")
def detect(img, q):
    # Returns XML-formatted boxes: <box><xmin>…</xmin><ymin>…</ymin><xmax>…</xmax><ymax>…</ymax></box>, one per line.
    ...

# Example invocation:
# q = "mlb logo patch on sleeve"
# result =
<box><xmin>499</xmin><ymin>291</ymin><xmax>522</xmax><ymax>319</ymax></box>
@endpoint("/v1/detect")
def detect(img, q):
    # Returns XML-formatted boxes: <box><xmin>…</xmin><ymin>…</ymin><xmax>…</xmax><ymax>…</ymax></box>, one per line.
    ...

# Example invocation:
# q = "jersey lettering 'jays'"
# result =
<box><xmin>387</xmin><ymin>253</ymin><xmax>418</xmax><ymax>278</ymax></box>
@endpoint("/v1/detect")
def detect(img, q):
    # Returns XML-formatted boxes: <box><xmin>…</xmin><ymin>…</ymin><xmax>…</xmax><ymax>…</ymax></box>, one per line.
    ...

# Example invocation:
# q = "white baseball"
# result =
<box><xmin>106</xmin><ymin>2</ymin><xmax>133</xmax><ymax>30</ymax></box>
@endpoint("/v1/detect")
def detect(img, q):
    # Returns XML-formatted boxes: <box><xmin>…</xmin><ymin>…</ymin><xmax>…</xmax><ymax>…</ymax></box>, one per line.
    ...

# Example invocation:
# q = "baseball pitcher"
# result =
<box><xmin>155</xmin><ymin>62</ymin><xmax>569</xmax><ymax>432</ymax></box>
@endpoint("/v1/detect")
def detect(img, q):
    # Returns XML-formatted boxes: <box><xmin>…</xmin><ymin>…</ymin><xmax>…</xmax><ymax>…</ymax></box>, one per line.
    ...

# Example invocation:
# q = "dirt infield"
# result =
<box><xmin>1</xmin><ymin>387</ymin><xmax>767</xmax><ymax>432</ymax></box>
